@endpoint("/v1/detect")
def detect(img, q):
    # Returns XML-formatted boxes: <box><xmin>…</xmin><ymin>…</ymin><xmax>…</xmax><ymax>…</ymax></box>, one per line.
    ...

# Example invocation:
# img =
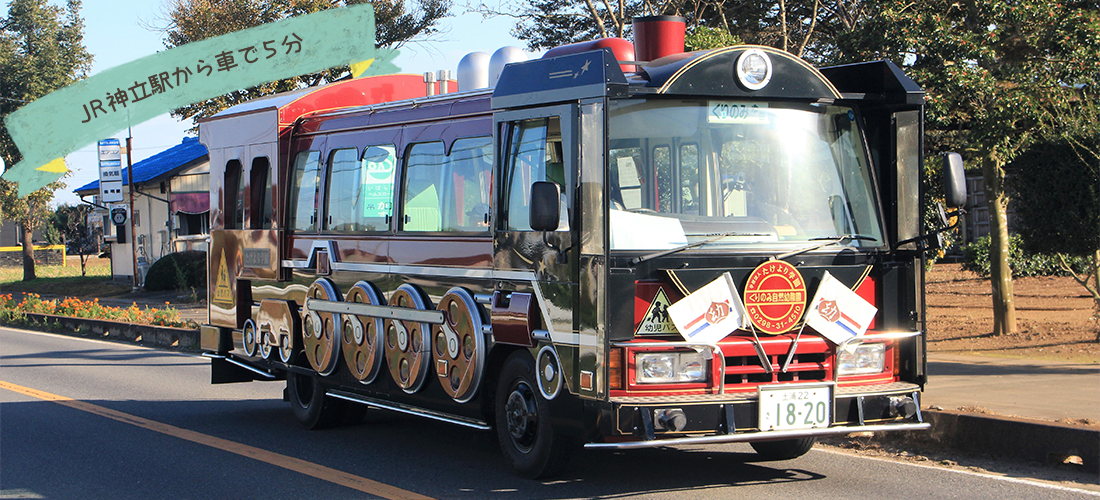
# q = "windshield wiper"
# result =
<box><xmin>773</xmin><ymin>234</ymin><xmax>878</xmax><ymax>261</ymax></box>
<box><xmin>629</xmin><ymin>231</ymin><xmax>774</xmax><ymax>266</ymax></box>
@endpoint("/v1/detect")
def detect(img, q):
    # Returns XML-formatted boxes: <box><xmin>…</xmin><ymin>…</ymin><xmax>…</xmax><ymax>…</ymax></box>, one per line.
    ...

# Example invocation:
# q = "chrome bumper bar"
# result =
<box><xmin>584</xmin><ymin>422</ymin><xmax>930</xmax><ymax>450</ymax></box>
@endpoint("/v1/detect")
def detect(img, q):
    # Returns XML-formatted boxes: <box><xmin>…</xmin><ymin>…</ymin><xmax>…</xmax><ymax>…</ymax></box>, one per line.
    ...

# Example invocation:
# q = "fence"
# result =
<box><xmin>0</xmin><ymin>245</ymin><xmax>66</xmax><ymax>267</ymax></box>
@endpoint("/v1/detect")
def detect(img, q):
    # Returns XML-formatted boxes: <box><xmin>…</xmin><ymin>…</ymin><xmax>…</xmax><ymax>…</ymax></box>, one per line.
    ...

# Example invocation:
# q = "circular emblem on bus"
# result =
<box><xmin>743</xmin><ymin>260</ymin><xmax>807</xmax><ymax>335</ymax></box>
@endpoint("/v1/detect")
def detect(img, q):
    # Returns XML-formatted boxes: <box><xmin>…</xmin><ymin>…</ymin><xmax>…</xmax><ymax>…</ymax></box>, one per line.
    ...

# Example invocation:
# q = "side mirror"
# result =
<box><xmin>942</xmin><ymin>152</ymin><xmax>967</xmax><ymax>208</ymax></box>
<box><xmin>529</xmin><ymin>181</ymin><xmax>561</xmax><ymax>231</ymax></box>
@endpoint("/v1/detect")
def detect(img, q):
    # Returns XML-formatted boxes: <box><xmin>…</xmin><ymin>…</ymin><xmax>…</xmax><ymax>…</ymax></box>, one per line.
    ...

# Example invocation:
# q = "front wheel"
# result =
<box><xmin>495</xmin><ymin>351</ymin><xmax>577</xmax><ymax>479</ymax></box>
<box><xmin>750</xmin><ymin>437</ymin><xmax>815</xmax><ymax>460</ymax></box>
<box><xmin>287</xmin><ymin>371</ymin><xmax>352</xmax><ymax>430</ymax></box>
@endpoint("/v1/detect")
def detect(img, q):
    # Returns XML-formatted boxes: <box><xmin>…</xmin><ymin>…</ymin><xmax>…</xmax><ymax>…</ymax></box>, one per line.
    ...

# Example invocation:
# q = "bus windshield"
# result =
<box><xmin>606</xmin><ymin>98</ymin><xmax>884</xmax><ymax>252</ymax></box>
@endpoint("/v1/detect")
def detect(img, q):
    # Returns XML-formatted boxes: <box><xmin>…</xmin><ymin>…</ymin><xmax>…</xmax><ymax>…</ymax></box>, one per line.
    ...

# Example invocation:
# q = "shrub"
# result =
<box><xmin>0</xmin><ymin>293</ymin><xmax>196</xmax><ymax>328</ymax></box>
<box><xmin>962</xmin><ymin>235</ymin><xmax>1091</xmax><ymax>278</ymax></box>
<box><xmin>144</xmin><ymin>251</ymin><xmax>207</xmax><ymax>292</ymax></box>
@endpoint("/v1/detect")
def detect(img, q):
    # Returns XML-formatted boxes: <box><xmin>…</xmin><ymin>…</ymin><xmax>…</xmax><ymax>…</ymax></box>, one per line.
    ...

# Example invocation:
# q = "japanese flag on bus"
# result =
<box><xmin>806</xmin><ymin>272</ymin><xmax>877</xmax><ymax>344</ymax></box>
<box><xmin>667</xmin><ymin>272</ymin><xmax>748</xmax><ymax>345</ymax></box>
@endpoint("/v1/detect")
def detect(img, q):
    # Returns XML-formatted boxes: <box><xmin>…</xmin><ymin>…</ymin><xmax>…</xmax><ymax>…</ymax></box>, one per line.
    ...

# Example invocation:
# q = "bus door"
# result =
<box><xmin>493</xmin><ymin>104</ymin><xmax>582</xmax><ymax>396</ymax></box>
<box><xmin>208</xmin><ymin>143</ymin><xmax>281</xmax><ymax>328</ymax></box>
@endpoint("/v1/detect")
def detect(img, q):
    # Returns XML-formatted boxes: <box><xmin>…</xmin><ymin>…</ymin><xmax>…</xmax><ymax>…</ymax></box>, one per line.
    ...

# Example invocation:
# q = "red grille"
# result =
<box><xmin>719</xmin><ymin>334</ymin><xmax>832</xmax><ymax>390</ymax></box>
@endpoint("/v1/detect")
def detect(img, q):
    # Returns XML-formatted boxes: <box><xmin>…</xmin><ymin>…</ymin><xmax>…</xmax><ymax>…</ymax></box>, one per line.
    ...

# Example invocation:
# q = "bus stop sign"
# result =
<box><xmin>111</xmin><ymin>205</ymin><xmax>128</xmax><ymax>226</ymax></box>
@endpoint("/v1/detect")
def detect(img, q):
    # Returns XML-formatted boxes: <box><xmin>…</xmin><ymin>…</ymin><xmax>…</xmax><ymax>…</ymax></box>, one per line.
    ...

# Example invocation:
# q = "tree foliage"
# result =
<box><xmin>0</xmin><ymin>0</ymin><xmax>91</xmax><ymax>281</ymax></box>
<box><xmin>1007</xmin><ymin>137</ymin><xmax>1100</xmax><ymax>318</ymax></box>
<box><xmin>1008</xmin><ymin>139</ymin><xmax>1099</xmax><ymax>258</ymax></box>
<box><xmin>479</xmin><ymin>0</ymin><xmax>876</xmax><ymax>61</ymax></box>
<box><xmin>831</xmin><ymin>0</ymin><xmax>1100</xmax><ymax>335</ymax></box>
<box><xmin>161</xmin><ymin>0</ymin><xmax>450</xmax><ymax>127</ymax></box>
<box><xmin>51</xmin><ymin>203</ymin><xmax>99</xmax><ymax>277</ymax></box>
<box><xmin>0</xmin><ymin>0</ymin><xmax>93</xmax><ymax>167</ymax></box>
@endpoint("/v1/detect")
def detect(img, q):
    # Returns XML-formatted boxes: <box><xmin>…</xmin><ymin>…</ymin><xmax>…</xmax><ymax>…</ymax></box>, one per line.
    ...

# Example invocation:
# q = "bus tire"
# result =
<box><xmin>750</xmin><ymin>437</ymin><xmax>815</xmax><ymax>460</ymax></box>
<box><xmin>287</xmin><ymin>371</ymin><xmax>345</xmax><ymax>430</ymax></box>
<box><xmin>495</xmin><ymin>351</ymin><xmax>576</xmax><ymax>479</ymax></box>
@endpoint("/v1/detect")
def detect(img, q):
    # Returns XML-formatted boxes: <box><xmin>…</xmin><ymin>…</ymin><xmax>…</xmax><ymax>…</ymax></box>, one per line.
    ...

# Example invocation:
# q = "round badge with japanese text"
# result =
<box><xmin>743</xmin><ymin>260</ymin><xmax>807</xmax><ymax>335</ymax></box>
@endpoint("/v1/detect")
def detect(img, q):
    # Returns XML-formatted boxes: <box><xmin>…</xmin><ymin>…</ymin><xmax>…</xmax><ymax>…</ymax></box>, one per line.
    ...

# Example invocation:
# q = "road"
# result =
<box><xmin>1</xmin><ymin>326</ymin><xmax>1096</xmax><ymax>500</ymax></box>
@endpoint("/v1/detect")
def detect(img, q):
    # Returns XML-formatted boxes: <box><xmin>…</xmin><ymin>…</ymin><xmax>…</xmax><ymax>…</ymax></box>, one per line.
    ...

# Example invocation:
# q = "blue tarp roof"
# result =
<box><xmin>74</xmin><ymin>136</ymin><xmax>208</xmax><ymax>193</ymax></box>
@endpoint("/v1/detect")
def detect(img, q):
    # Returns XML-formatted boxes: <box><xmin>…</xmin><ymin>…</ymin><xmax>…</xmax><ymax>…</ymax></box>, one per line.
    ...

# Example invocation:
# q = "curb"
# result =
<box><xmin>873</xmin><ymin>410</ymin><xmax>1099</xmax><ymax>469</ymax></box>
<box><xmin>2</xmin><ymin>312</ymin><xmax>201</xmax><ymax>350</ymax></box>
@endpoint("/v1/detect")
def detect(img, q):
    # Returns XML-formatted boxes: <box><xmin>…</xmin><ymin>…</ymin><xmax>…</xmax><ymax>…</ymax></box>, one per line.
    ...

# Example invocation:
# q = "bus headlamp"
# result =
<box><xmin>736</xmin><ymin>49</ymin><xmax>772</xmax><ymax>91</ymax></box>
<box><xmin>837</xmin><ymin>342</ymin><xmax>886</xmax><ymax>376</ymax></box>
<box><xmin>636</xmin><ymin>352</ymin><xmax>706</xmax><ymax>383</ymax></box>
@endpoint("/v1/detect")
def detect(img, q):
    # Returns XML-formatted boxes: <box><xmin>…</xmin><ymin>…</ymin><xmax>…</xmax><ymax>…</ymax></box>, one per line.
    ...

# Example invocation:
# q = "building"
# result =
<box><xmin>74</xmin><ymin>136</ymin><xmax>209</xmax><ymax>283</ymax></box>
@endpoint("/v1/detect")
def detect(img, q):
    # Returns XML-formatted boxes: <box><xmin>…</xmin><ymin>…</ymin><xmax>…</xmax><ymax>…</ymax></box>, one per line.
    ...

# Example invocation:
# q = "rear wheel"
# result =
<box><xmin>495</xmin><ymin>351</ymin><xmax>577</xmax><ymax>479</ymax></box>
<box><xmin>750</xmin><ymin>437</ymin><xmax>815</xmax><ymax>460</ymax></box>
<box><xmin>287</xmin><ymin>371</ymin><xmax>348</xmax><ymax>430</ymax></box>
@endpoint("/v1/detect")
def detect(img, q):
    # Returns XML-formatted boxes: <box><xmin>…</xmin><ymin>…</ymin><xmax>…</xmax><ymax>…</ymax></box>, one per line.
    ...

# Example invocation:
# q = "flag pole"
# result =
<box><xmin>747</xmin><ymin>323</ymin><xmax>773</xmax><ymax>374</ymax></box>
<box><xmin>781</xmin><ymin>322</ymin><xmax>807</xmax><ymax>372</ymax></box>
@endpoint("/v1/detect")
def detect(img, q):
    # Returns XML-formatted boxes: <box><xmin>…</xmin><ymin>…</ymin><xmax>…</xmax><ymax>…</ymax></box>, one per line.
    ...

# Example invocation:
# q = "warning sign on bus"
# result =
<box><xmin>635</xmin><ymin>288</ymin><xmax>679</xmax><ymax>335</ymax></box>
<box><xmin>213</xmin><ymin>252</ymin><xmax>233</xmax><ymax>305</ymax></box>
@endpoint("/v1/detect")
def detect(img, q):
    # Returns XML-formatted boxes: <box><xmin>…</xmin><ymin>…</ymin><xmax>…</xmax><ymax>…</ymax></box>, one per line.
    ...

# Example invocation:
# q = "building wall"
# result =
<box><xmin>106</xmin><ymin>183</ymin><xmax>171</xmax><ymax>283</ymax></box>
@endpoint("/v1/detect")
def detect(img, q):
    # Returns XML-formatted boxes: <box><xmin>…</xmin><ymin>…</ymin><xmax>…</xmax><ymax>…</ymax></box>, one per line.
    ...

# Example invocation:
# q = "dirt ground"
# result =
<box><xmin>926</xmin><ymin>263</ymin><xmax>1099</xmax><ymax>364</ymax></box>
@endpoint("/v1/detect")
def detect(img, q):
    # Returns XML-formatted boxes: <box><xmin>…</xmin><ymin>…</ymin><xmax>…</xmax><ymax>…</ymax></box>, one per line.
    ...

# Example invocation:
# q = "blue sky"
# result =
<box><xmin>4</xmin><ymin>0</ymin><xmax>532</xmax><ymax>206</ymax></box>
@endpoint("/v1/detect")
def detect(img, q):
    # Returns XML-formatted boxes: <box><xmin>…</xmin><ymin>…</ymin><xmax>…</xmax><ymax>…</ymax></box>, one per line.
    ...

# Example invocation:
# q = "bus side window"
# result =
<box><xmin>324</xmin><ymin>148</ymin><xmax>360</xmax><ymax>231</ymax></box>
<box><xmin>503</xmin><ymin>117</ymin><xmax>566</xmax><ymax>231</ymax></box>
<box><xmin>224</xmin><ymin>159</ymin><xmax>245</xmax><ymax>229</ymax></box>
<box><xmin>445</xmin><ymin>136</ymin><xmax>493</xmax><ymax>231</ymax></box>
<box><xmin>288</xmin><ymin>150</ymin><xmax>322</xmax><ymax>232</ymax></box>
<box><xmin>401</xmin><ymin>142</ymin><xmax>445</xmax><ymax>232</ymax></box>
<box><xmin>359</xmin><ymin>144</ymin><xmax>397</xmax><ymax>230</ymax></box>
<box><xmin>325</xmin><ymin>145</ymin><xmax>396</xmax><ymax>232</ymax></box>
<box><xmin>250</xmin><ymin>157</ymin><xmax>273</xmax><ymax>229</ymax></box>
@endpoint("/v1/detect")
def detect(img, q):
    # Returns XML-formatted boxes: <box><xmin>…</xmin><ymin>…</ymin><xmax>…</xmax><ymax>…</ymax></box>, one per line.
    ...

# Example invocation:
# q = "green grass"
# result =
<box><xmin>0</xmin><ymin>257</ymin><xmax>131</xmax><ymax>298</ymax></box>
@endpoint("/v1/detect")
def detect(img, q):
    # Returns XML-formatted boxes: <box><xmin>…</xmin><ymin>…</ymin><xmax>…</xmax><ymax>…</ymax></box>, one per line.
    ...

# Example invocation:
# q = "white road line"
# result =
<box><xmin>816</xmin><ymin>448</ymin><xmax>1100</xmax><ymax>496</ymax></box>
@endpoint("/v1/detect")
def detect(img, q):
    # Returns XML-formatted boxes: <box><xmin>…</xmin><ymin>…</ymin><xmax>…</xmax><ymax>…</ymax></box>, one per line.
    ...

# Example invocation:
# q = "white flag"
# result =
<box><xmin>805</xmin><ymin>271</ymin><xmax>878</xmax><ymax>344</ymax></box>
<box><xmin>667</xmin><ymin>272</ymin><xmax>748</xmax><ymax>344</ymax></box>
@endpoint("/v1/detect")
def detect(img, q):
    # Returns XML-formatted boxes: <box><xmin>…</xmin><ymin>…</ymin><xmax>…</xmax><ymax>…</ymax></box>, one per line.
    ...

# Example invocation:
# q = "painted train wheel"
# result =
<box><xmin>342</xmin><ymin>281</ymin><xmax>385</xmax><ymax>384</ymax></box>
<box><xmin>241</xmin><ymin>319</ymin><xmax>259</xmax><ymax>357</ymax></box>
<box><xmin>384</xmin><ymin>284</ymin><xmax>432</xmax><ymax>394</ymax></box>
<box><xmin>258</xmin><ymin>326</ymin><xmax>274</xmax><ymax>360</ymax></box>
<box><xmin>302</xmin><ymin>278</ymin><xmax>342</xmax><ymax>377</ymax></box>
<box><xmin>433</xmin><ymin>287</ymin><xmax>486</xmax><ymax>403</ymax></box>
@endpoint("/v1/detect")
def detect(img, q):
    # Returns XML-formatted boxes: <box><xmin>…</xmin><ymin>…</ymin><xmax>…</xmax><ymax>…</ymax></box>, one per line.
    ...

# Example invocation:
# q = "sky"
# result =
<box><xmin>6</xmin><ymin>0</ymin><xmax>535</xmax><ymax>206</ymax></box>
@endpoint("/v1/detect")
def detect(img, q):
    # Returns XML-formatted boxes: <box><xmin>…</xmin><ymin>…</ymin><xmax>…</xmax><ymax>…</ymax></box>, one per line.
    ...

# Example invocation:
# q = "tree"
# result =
<box><xmin>160</xmin><ymin>0</ymin><xmax>450</xmax><ymax>127</ymax></box>
<box><xmin>833</xmin><ymin>0</ymin><xmax>1100</xmax><ymax>335</ymax></box>
<box><xmin>0</xmin><ymin>0</ymin><xmax>92</xmax><ymax>280</ymax></box>
<box><xmin>51</xmin><ymin>203</ymin><xmax>99</xmax><ymax>277</ymax></box>
<box><xmin>480</xmin><ymin>0</ymin><xmax>872</xmax><ymax>62</ymax></box>
<box><xmin>1008</xmin><ymin>130</ymin><xmax>1100</xmax><ymax>337</ymax></box>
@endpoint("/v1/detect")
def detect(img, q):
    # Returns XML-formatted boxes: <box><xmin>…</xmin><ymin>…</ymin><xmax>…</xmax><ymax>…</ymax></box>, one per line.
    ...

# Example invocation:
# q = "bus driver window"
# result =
<box><xmin>504</xmin><ymin>117</ymin><xmax>567</xmax><ymax>231</ymax></box>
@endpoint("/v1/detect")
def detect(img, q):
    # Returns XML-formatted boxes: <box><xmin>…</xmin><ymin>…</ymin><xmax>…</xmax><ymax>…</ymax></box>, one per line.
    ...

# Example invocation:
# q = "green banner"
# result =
<box><xmin>3</xmin><ymin>4</ymin><xmax>398</xmax><ymax>196</ymax></box>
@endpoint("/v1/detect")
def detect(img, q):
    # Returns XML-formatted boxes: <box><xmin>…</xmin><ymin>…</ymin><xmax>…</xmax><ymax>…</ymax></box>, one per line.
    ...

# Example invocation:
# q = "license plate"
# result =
<box><xmin>758</xmin><ymin>383</ymin><xmax>833</xmax><ymax>431</ymax></box>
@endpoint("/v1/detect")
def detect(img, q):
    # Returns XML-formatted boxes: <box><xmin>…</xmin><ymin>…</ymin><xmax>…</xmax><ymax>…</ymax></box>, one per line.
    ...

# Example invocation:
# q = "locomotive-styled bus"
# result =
<box><xmin>199</xmin><ymin>16</ymin><xmax>966</xmax><ymax>478</ymax></box>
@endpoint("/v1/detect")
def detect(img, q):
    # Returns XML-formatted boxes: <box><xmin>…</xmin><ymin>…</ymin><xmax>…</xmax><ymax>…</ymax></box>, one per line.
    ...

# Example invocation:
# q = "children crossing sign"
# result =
<box><xmin>635</xmin><ymin>288</ymin><xmax>679</xmax><ymax>335</ymax></box>
<box><xmin>213</xmin><ymin>252</ymin><xmax>233</xmax><ymax>305</ymax></box>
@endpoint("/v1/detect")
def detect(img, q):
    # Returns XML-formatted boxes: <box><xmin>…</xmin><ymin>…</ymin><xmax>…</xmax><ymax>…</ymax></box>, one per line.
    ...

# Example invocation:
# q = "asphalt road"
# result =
<box><xmin>1</xmin><ymin>326</ymin><xmax>1096</xmax><ymax>500</ymax></box>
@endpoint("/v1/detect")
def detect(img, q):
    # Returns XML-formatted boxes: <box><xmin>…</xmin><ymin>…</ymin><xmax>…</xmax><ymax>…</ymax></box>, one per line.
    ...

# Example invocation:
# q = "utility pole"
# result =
<box><xmin>127</xmin><ymin>135</ymin><xmax>139</xmax><ymax>291</ymax></box>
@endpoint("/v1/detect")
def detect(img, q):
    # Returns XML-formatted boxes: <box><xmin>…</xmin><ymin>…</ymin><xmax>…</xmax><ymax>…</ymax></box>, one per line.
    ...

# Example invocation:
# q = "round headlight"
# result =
<box><xmin>736</xmin><ymin>49</ymin><xmax>772</xmax><ymax>91</ymax></box>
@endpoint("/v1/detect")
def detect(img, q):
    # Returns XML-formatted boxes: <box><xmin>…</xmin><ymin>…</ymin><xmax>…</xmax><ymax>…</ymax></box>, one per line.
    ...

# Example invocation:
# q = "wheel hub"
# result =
<box><xmin>505</xmin><ymin>383</ymin><xmax>538</xmax><ymax>450</ymax></box>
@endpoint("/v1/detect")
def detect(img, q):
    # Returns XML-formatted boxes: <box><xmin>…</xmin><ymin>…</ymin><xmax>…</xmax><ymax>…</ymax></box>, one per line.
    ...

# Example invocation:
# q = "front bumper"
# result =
<box><xmin>589</xmin><ymin>382</ymin><xmax>925</xmax><ymax>450</ymax></box>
